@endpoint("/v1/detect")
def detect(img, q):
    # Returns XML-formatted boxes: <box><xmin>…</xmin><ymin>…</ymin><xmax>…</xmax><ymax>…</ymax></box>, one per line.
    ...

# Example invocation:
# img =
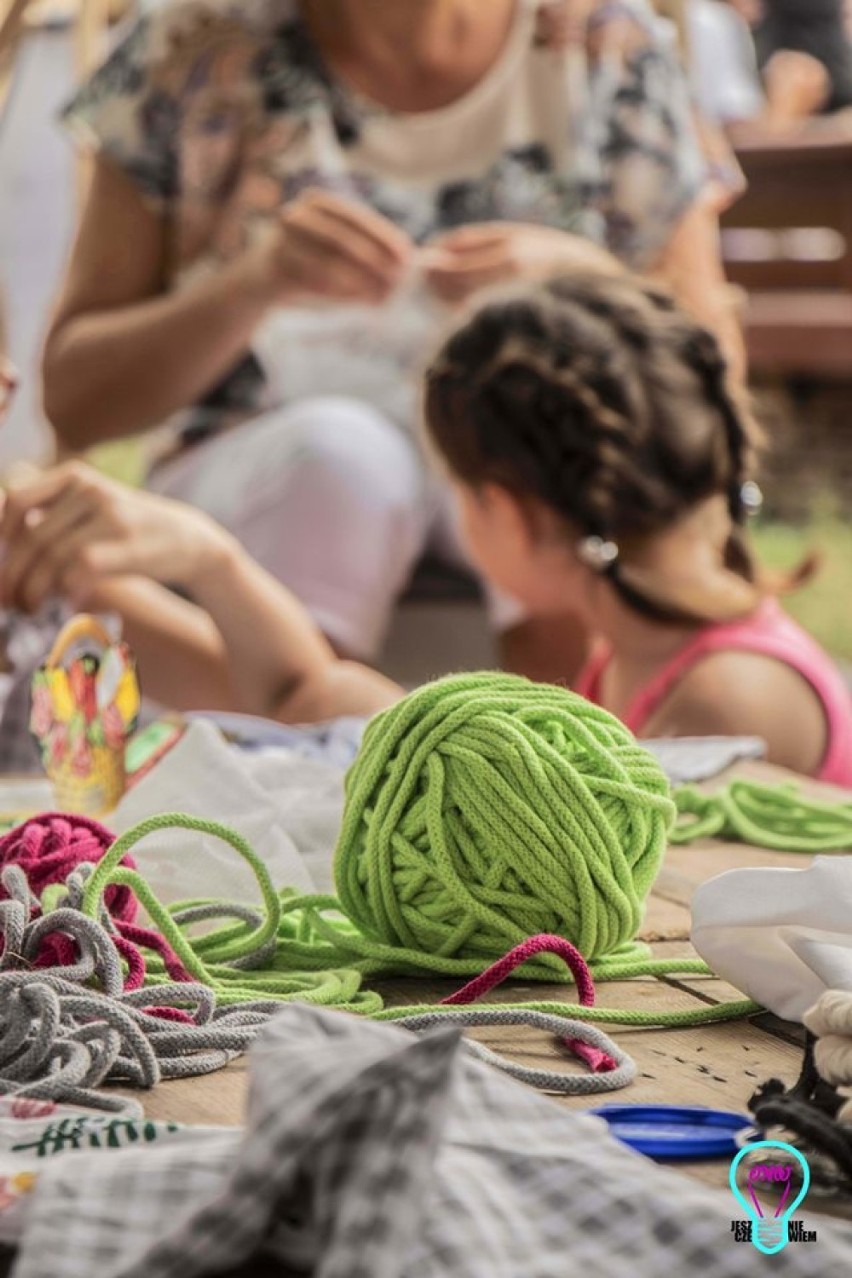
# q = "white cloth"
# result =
<box><xmin>253</xmin><ymin>270</ymin><xmax>451</xmax><ymax>433</ymax></box>
<box><xmin>150</xmin><ymin>395</ymin><xmax>519</xmax><ymax>658</ymax></box>
<box><xmin>0</xmin><ymin>1099</ymin><xmax>210</xmax><ymax>1247</ymax></box>
<box><xmin>111</xmin><ymin>720</ymin><xmax>324</xmax><ymax>901</ymax></box>
<box><xmin>692</xmin><ymin>856</ymin><xmax>852</xmax><ymax>1022</ymax></box>
<box><xmin>688</xmin><ymin>0</ymin><xmax>765</xmax><ymax>123</ymax></box>
<box><xmin>643</xmin><ymin>735</ymin><xmax>766</xmax><ymax>785</ymax></box>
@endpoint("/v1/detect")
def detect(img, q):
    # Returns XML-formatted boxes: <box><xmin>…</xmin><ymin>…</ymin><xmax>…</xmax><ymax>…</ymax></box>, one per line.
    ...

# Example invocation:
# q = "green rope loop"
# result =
<box><xmin>671</xmin><ymin>779</ymin><xmax>852</xmax><ymax>852</ymax></box>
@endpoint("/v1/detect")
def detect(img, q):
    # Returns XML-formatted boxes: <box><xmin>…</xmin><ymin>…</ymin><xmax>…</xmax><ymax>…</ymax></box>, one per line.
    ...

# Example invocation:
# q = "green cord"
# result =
<box><xmin>671</xmin><ymin>779</ymin><xmax>852</xmax><ymax>852</ymax></box>
<box><xmin>70</xmin><ymin>677</ymin><xmax>852</xmax><ymax>1031</ymax></box>
<box><xmin>72</xmin><ymin>811</ymin><xmax>752</xmax><ymax>1027</ymax></box>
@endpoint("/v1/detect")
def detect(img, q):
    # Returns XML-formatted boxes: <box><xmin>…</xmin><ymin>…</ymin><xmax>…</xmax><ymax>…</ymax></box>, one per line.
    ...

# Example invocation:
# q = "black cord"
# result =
<box><xmin>749</xmin><ymin>1034</ymin><xmax>852</xmax><ymax>1187</ymax></box>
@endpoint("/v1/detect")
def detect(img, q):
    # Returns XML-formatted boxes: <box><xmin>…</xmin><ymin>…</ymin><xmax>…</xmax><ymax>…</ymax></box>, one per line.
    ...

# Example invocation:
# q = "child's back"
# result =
<box><xmin>577</xmin><ymin>599</ymin><xmax>852</xmax><ymax>785</ymax></box>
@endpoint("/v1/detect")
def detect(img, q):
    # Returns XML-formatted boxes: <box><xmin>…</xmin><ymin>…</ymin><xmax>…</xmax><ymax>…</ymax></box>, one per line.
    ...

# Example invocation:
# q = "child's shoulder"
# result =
<box><xmin>649</xmin><ymin>647</ymin><xmax>828</xmax><ymax>778</ymax></box>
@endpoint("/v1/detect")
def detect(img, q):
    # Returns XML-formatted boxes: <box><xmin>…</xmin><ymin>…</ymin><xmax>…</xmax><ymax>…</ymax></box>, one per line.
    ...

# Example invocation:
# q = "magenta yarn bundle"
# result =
<box><xmin>0</xmin><ymin>813</ymin><xmax>136</xmax><ymax>921</ymax></box>
<box><xmin>0</xmin><ymin>813</ymin><xmax>191</xmax><ymax>990</ymax></box>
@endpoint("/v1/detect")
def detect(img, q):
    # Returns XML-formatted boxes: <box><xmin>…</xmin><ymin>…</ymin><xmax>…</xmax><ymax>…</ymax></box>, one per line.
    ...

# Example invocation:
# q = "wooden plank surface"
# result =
<box><xmin>111</xmin><ymin>762</ymin><xmax>850</xmax><ymax>1215</ymax></box>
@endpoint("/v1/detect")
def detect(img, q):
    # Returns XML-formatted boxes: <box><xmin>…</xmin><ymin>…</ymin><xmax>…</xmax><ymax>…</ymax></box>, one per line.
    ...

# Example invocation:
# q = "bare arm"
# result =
<box><xmin>0</xmin><ymin>465</ymin><xmax>402</xmax><ymax>720</ymax></box>
<box><xmin>85</xmin><ymin>576</ymin><xmax>239</xmax><ymax>712</ymax></box>
<box><xmin>43</xmin><ymin>159</ymin><xmax>280</xmax><ymax>449</ymax></box>
<box><xmin>643</xmin><ymin>649</ymin><xmax>828</xmax><ymax>778</ymax></box>
<box><xmin>43</xmin><ymin>165</ymin><xmax>413</xmax><ymax>450</ymax></box>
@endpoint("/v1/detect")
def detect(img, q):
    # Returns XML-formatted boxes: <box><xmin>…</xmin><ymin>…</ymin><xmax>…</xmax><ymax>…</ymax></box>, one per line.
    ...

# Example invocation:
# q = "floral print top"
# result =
<box><xmin>63</xmin><ymin>0</ymin><xmax>707</xmax><ymax>437</ymax></box>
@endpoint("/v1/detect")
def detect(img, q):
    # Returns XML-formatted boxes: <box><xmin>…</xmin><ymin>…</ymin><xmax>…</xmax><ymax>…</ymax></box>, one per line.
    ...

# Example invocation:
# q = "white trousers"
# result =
<box><xmin>148</xmin><ymin>397</ymin><xmax>500</xmax><ymax>661</ymax></box>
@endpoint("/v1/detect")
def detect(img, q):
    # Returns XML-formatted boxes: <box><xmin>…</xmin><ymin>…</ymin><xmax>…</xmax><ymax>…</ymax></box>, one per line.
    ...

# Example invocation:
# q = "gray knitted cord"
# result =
<box><xmin>0</xmin><ymin>865</ymin><xmax>637</xmax><ymax>1112</ymax></box>
<box><xmin>396</xmin><ymin>1009</ymin><xmax>636</xmax><ymax>1094</ymax></box>
<box><xmin>0</xmin><ymin>866</ymin><xmax>283</xmax><ymax>1116</ymax></box>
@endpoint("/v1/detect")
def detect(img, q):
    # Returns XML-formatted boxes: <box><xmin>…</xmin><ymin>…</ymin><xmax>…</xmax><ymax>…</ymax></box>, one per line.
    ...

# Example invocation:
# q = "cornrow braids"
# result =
<box><xmin>424</xmin><ymin>271</ymin><xmax>770</xmax><ymax>627</ymax></box>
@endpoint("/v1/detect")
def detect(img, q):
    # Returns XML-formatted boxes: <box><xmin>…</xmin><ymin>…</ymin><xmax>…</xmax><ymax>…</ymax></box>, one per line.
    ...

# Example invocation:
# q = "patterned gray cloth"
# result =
<box><xmin>11</xmin><ymin>1005</ymin><xmax>852</xmax><ymax>1277</ymax></box>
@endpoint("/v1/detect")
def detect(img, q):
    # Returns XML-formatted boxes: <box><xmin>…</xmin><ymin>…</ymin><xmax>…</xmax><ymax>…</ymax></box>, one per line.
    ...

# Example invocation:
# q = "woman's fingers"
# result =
<box><xmin>279</xmin><ymin>189</ymin><xmax>414</xmax><ymax>302</ymax></box>
<box><xmin>307</xmin><ymin>190</ymin><xmax>412</xmax><ymax>266</ymax></box>
<box><xmin>428</xmin><ymin>224</ymin><xmax>510</xmax><ymax>253</ymax></box>
<box><xmin>0</xmin><ymin>491</ymin><xmax>92</xmax><ymax>608</ymax></box>
<box><xmin>283</xmin><ymin>220</ymin><xmax>395</xmax><ymax>300</ymax></box>
<box><xmin>0</xmin><ymin>463</ymin><xmax>86</xmax><ymax>546</ymax></box>
<box><xmin>424</xmin><ymin>241</ymin><xmax>517</xmax><ymax>303</ymax></box>
<box><xmin>4</xmin><ymin>512</ymin><xmax>112</xmax><ymax>613</ymax></box>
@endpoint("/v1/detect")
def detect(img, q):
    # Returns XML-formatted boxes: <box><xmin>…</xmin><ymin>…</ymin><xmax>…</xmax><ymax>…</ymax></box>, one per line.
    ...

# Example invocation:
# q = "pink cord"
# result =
<box><xmin>0</xmin><ymin>813</ymin><xmax>192</xmax><ymax>992</ymax></box>
<box><xmin>442</xmin><ymin>934</ymin><xmax>618</xmax><ymax>1074</ymax></box>
<box><xmin>119</xmin><ymin>921</ymin><xmax>193</xmax><ymax>983</ymax></box>
<box><xmin>140</xmin><ymin>1006</ymin><xmax>195</xmax><ymax>1024</ymax></box>
<box><xmin>0</xmin><ymin>813</ymin><xmax>136</xmax><ymax>921</ymax></box>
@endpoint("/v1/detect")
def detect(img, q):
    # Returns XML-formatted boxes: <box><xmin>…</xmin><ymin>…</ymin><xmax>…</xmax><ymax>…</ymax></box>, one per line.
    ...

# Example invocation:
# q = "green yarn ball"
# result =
<box><xmin>334</xmin><ymin>673</ymin><xmax>676</xmax><ymax>967</ymax></box>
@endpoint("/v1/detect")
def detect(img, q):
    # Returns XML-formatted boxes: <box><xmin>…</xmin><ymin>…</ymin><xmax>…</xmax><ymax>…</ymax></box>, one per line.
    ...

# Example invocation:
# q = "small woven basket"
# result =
<box><xmin>35</xmin><ymin>615</ymin><xmax>128</xmax><ymax>817</ymax></box>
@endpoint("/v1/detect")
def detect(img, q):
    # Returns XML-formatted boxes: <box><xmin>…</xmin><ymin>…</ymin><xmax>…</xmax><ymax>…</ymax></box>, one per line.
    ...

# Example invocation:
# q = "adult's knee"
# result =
<box><xmin>271</xmin><ymin>397</ymin><xmax>422</xmax><ymax>517</ymax></box>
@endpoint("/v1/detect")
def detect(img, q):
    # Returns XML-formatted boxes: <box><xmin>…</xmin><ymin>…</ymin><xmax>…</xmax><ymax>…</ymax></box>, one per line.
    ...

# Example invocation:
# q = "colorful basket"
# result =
<box><xmin>30</xmin><ymin>615</ymin><xmax>140</xmax><ymax>818</ymax></box>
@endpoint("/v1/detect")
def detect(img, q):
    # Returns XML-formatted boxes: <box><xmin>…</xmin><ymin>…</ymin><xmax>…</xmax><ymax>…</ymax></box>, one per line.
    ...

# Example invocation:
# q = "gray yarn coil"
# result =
<box><xmin>0</xmin><ymin>865</ymin><xmax>282</xmax><ymax>1116</ymax></box>
<box><xmin>396</xmin><ymin>1009</ymin><xmax>636</xmax><ymax>1094</ymax></box>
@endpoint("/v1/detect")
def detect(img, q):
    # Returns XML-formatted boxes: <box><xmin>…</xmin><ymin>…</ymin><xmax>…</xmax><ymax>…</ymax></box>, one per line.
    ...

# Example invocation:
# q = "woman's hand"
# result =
<box><xmin>423</xmin><ymin>223</ymin><xmax>622</xmax><ymax>305</ymax></box>
<box><xmin>249</xmin><ymin>188</ymin><xmax>414</xmax><ymax>306</ymax></box>
<box><xmin>0</xmin><ymin>463</ymin><xmax>228</xmax><ymax>613</ymax></box>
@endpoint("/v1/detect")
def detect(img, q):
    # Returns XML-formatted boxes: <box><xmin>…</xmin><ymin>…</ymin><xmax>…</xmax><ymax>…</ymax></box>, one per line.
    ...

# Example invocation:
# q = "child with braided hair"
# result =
<box><xmin>424</xmin><ymin>272</ymin><xmax>852</xmax><ymax>783</ymax></box>
<box><xmin>1</xmin><ymin>272</ymin><xmax>849</xmax><ymax>780</ymax></box>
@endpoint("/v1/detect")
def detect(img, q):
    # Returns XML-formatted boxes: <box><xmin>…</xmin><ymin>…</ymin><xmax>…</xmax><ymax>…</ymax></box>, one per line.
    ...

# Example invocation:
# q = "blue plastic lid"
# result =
<box><xmin>591</xmin><ymin>1105</ymin><xmax>753</xmax><ymax>1160</ymax></box>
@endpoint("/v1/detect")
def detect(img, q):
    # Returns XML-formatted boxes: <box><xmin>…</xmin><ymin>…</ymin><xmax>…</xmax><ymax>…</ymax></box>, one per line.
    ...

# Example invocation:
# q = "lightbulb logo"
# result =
<box><xmin>729</xmin><ymin>1141</ymin><xmax>815</xmax><ymax>1255</ymax></box>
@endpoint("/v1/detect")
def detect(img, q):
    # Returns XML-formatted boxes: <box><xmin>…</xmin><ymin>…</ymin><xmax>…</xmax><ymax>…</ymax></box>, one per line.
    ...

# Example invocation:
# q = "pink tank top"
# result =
<box><xmin>575</xmin><ymin>600</ymin><xmax>852</xmax><ymax>787</ymax></box>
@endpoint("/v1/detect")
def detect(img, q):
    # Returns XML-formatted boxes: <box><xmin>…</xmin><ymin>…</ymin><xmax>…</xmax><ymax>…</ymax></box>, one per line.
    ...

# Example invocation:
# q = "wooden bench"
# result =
<box><xmin>722</xmin><ymin>124</ymin><xmax>852</xmax><ymax>379</ymax></box>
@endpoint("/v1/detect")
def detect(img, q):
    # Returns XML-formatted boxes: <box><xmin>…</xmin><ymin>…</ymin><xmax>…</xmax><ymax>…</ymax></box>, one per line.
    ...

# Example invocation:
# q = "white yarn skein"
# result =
<box><xmin>804</xmin><ymin>990</ymin><xmax>852</xmax><ymax>1092</ymax></box>
<box><xmin>804</xmin><ymin>989</ymin><xmax>852</xmax><ymax>1041</ymax></box>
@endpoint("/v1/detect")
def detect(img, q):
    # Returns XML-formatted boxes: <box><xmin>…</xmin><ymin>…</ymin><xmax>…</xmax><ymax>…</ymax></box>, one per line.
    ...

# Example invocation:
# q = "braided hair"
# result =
<box><xmin>424</xmin><ymin>271</ymin><xmax>774</xmax><ymax>627</ymax></box>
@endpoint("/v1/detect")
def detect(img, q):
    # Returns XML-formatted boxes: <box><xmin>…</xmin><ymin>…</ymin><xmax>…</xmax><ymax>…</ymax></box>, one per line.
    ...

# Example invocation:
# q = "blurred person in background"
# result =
<box><xmin>42</xmin><ymin>0</ymin><xmax>740</xmax><ymax>683</ymax></box>
<box><xmin>753</xmin><ymin>0</ymin><xmax>852</xmax><ymax>114</ymax></box>
<box><xmin>688</xmin><ymin>0</ymin><xmax>830</xmax><ymax>133</ymax></box>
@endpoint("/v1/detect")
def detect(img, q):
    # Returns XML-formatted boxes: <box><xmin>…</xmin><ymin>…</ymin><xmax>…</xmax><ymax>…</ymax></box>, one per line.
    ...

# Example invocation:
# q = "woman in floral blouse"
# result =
<box><xmin>43</xmin><ymin>0</ymin><xmax>740</xmax><ymax>679</ymax></box>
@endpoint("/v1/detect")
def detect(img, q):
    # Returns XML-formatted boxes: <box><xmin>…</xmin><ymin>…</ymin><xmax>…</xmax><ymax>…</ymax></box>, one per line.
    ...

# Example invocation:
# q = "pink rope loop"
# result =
<box><xmin>117</xmin><ymin>921</ymin><xmax>193</xmax><ymax>984</ymax></box>
<box><xmin>114</xmin><ymin>935</ymin><xmax>146</xmax><ymax>992</ymax></box>
<box><xmin>442</xmin><ymin>934</ymin><xmax>618</xmax><ymax>1075</ymax></box>
<box><xmin>442</xmin><ymin>935</ymin><xmax>597</xmax><ymax>1007</ymax></box>
<box><xmin>0</xmin><ymin>813</ymin><xmax>145</xmax><ymax>984</ymax></box>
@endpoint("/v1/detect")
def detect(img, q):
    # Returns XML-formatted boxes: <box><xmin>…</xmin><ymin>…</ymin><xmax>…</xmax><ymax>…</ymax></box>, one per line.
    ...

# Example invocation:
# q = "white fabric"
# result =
<box><xmin>0</xmin><ymin>1099</ymin><xmax>212</xmax><ymax>1247</ymax></box>
<box><xmin>253</xmin><ymin>268</ymin><xmax>451</xmax><ymax>433</ymax></box>
<box><xmin>111</xmin><ymin>720</ymin><xmax>323</xmax><ymax>901</ymax></box>
<box><xmin>691</xmin><ymin>856</ymin><xmax>852</xmax><ymax>1022</ymax></box>
<box><xmin>150</xmin><ymin>395</ymin><xmax>521</xmax><ymax>657</ymax></box>
<box><xmin>688</xmin><ymin>0</ymin><xmax>765</xmax><ymax>123</ymax></box>
<box><xmin>642</xmin><ymin>735</ymin><xmax>766</xmax><ymax>785</ymax></box>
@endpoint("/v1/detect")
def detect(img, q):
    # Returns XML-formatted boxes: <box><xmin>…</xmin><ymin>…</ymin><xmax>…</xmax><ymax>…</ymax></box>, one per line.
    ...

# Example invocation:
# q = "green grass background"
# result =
<box><xmin>754</xmin><ymin>511</ymin><xmax>852</xmax><ymax>663</ymax></box>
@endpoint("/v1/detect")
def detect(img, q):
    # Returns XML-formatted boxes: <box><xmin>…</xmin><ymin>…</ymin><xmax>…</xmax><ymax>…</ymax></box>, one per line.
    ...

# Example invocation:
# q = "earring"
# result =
<box><xmin>577</xmin><ymin>535</ymin><xmax>619</xmax><ymax>572</ymax></box>
<box><xmin>740</xmin><ymin>481</ymin><xmax>764</xmax><ymax>517</ymax></box>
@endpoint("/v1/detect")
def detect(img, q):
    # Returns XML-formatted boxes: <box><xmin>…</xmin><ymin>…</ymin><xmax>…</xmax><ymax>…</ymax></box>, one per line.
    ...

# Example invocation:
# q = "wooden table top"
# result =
<box><xmin>115</xmin><ymin>761</ymin><xmax>852</xmax><ymax>1214</ymax></box>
